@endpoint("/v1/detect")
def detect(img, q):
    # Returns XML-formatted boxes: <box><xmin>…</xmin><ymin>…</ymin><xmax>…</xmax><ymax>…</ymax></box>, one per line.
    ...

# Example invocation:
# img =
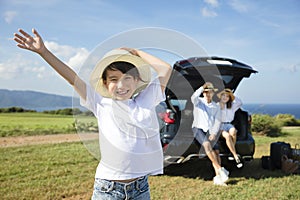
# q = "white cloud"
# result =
<box><xmin>31</xmin><ymin>66</ymin><xmax>47</xmax><ymax>79</ymax></box>
<box><xmin>0</xmin><ymin>56</ymin><xmax>26</xmax><ymax>79</ymax></box>
<box><xmin>45</xmin><ymin>41</ymin><xmax>76</xmax><ymax>59</ymax></box>
<box><xmin>201</xmin><ymin>0</ymin><xmax>250</xmax><ymax>18</ymax></box>
<box><xmin>0</xmin><ymin>54</ymin><xmax>47</xmax><ymax>79</ymax></box>
<box><xmin>4</xmin><ymin>11</ymin><xmax>17</xmax><ymax>24</ymax></box>
<box><xmin>204</xmin><ymin>0</ymin><xmax>219</xmax><ymax>7</ymax></box>
<box><xmin>202</xmin><ymin>0</ymin><xmax>219</xmax><ymax>18</ymax></box>
<box><xmin>67</xmin><ymin>48</ymin><xmax>90</xmax><ymax>72</ymax></box>
<box><xmin>44</xmin><ymin>41</ymin><xmax>89</xmax><ymax>72</ymax></box>
<box><xmin>0</xmin><ymin>63</ymin><xmax>17</xmax><ymax>80</ymax></box>
<box><xmin>228</xmin><ymin>0</ymin><xmax>249</xmax><ymax>13</ymax></box>
<box><xmin>282</xmin><ymin>63</ymin><xmax>300</xmax><ymax>73</ymax></box>
<box><xmin>6</xmin><ymin>0</ymin><xmax>61</xmax><ymax>8</ymax></box>
<box><xmin>0</xmin><ymin>42</ymin><xmax>89</xmax><ymax>80</ymax></box>
<box><xmin>201</xmin><ymin>7</ymin><xmax>218</xmax><ymax>18</ymax></box>
<box><xmin>259</xmin><ymin>19</ymin><xmax>281</xmax><ymax>28</ymax></box>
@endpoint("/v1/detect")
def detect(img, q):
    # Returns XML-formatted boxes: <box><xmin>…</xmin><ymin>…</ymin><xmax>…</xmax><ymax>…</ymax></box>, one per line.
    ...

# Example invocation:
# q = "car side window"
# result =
<box><xmin>170</xmin><ymin>99</ymin><xmax>187</xmax><ymax>111</ymax></box>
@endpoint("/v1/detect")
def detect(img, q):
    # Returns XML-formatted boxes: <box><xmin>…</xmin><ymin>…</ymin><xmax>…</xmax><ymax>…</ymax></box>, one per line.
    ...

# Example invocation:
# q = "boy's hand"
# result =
<box><xmin>14</xmin><ymin>28</ymin><xmax>46</xmax><ymax>55</ymax></box>
<box><xmin>203</xmin><ymin>82</ymin><xmax>213</xmax><ymax>89</ymax></box>
<box><xmin>120</xmin><ymin>47</ymin><xmax>139</xmax><ymax>57</ymax></box>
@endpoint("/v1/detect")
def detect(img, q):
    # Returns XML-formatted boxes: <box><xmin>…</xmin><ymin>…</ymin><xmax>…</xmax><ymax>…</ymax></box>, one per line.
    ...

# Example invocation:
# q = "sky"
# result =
<box><xmin>1</xmin><ymin>0</ymin><xmax>300</xmax><ymax>104</ymax></box>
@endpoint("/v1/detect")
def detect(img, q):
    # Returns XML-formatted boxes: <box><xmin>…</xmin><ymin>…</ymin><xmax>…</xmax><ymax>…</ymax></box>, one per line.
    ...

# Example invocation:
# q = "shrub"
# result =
<box><xmin>251</xmin><ymin>114</ymin><xmax>282</xmax><ymax>137</ymax></box>
<box><xmin>274</xmin><ymin>113</ymin><xmax>299</xmax><ymax>126</ymax></box>
<box><xmin>0</xmin><ymin>107</ymin><xmax>36</xmax><ymax>113</ymax></box>
<box><xmin>43</xmin><ymin>108</ymin><xmax>83</xmax><ymax>115</ymax></box>
<box><xmin>74</xmin><ymin>120</ymin><xmax>98</xmax><ymax>132</ymax></box>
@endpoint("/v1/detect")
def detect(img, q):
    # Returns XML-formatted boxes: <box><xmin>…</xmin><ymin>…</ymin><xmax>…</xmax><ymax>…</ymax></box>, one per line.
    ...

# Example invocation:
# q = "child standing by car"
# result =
<box><xmin>14</xmin><ymin>28</ymin><xmax>171</xmax><ymax>200</ymax></box>
<box><xmin>191</xmin><ymin>82</ymin><xmax>229</xmax><ymax>186</ymax></box>
<box><xmin>217</xmin><ymin>88</ymin><xmax>243</xmax><ymax>168</ymax></box>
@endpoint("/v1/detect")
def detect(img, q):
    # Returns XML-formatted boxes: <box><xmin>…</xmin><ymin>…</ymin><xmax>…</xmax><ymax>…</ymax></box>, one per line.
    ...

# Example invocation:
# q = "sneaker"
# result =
<box><xmin>222</xmin><ymin>167</ymin><xmax>229</xmax><ymax>176</ymax></box>
<box><xmin>218</xmin><ymin>167</ymin><xmax>229</xmax><ymax>183</ymax></box>
<box><xmin>236</xmin><ymin>155</ymin><xmax>243</xmax><ymax>168</ymax></box>
<box><xmin>213</xmin><ymin>175</ymin><xmax>227</xmax><ymax>186</ymax></box>
<box><xmin>228</xmin><ymin>155</ymin><xmax>235</xmax><ymax>161</ymax></box>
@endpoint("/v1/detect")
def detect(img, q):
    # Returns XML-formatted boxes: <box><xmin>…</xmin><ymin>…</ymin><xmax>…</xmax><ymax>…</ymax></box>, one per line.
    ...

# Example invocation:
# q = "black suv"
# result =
<box><xmin>156</xmin><ymin>56</ymin><xmax>257</xmax><ymax>168</ymax></box>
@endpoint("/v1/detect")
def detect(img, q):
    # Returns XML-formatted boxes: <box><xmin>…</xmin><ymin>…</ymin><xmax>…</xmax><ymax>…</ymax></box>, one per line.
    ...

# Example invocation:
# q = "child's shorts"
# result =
<box><xmin>92</xmin><ymin>176</ymin><xmax>150</xmax><ymax>200</ymax></box>
<box><xmin>192</xmin><ymin>127</ymin><xmax>219</xmax><ymax>150</ymax></box>
<box><xmin>220</xmin><ymin>123</ymin><xmax>235</xmax><ymax>132</ymax></box>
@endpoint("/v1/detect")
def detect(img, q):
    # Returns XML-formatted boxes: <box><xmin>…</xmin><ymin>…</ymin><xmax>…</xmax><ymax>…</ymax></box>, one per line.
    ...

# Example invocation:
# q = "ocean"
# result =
<box><xmin>243</xmin><ymin>104</ymin><xmax>300</xmax><ymax>119</ymax></box>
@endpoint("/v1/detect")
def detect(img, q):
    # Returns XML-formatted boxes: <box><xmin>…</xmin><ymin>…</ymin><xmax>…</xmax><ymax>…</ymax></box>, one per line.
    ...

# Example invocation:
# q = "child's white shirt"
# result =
<box><xmin>80</xmin><ymin>78</ymin><xmax>165</xmax><ymax>180</ymax></box>
<box><xmin>191</xmin><ymin>87</ymin><xmax>221</xmax><ymax>135</ymax></box>
<box><xmin>218</xmin><ymin>96</ymin><xmax>243</xmax><ymax>123</ymax></box>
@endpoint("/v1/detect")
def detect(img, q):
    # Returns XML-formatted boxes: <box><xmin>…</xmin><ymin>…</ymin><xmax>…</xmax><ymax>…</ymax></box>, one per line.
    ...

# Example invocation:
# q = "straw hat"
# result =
<box><xmin>217</xmin><ymin>88</ymin><xmax>235</xmax><ymax>101</ymax></box>
<box><xmin>203</xmin><ymin>82</ymin><xmax>218</xmax><ymax>92</ymax></box>
<box><xmin>89</xmin><ymin>49</ymin><xmax>151</xmax><ymax>98</ymax></box>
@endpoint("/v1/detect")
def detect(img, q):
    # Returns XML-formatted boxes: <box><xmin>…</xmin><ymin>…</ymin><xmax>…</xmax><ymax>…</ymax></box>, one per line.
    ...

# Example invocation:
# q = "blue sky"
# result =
<box><xmin>1</xmin><ymin>0</ymin><xmax>300</xmax><ymax>104</ymax></box>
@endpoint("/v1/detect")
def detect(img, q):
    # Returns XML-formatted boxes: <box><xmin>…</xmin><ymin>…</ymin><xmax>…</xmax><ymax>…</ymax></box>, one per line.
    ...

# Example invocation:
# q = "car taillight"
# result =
<box><xmin>158</xmin><ymin>109</ymin><xmax>175</xmax><ymax>124</ymax></box>
<box><xmin>163</xmin><ymin>143</ymin><xmax>169</xmax><ymax>151</ymax></box>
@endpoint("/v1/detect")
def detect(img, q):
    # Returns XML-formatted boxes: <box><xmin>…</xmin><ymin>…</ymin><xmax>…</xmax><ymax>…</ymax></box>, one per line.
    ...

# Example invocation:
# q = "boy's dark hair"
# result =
<box><xmin>102</xmin><ymin>61</ymin><xmax>142</xmax><ymax>81</ymax></box>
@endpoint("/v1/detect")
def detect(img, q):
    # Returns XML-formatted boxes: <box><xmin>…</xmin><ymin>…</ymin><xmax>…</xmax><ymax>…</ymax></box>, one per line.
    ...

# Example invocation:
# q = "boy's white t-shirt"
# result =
<box><xmin>80</xmin><ymin>78</ymin><xmax>165</xmax><ymax>180</ymax></box>
<box><xmin>191</xmin><ymin>87</ymin><xmax>221</xmax><ymax>135</ymax></box>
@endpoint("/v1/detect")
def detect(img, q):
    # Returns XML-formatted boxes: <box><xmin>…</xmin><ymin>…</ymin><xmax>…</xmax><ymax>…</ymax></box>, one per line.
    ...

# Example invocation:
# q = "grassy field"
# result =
<box><xmin>0</xmin><ymin>113</ymin><xmax>300</xmax><ymax>199</ymax></box>
<box><xmin>0</xmin><ymin>113</ymin><xmax>76</xmax><ymax>137</ymax></box>
<box><xmin>0</xmin><ymin>113</ymin><xmax>99</xmax><ymax>137</ymax></box>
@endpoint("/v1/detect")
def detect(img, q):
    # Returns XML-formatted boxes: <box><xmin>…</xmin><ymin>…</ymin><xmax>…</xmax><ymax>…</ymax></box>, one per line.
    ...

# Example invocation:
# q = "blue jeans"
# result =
<box><xmin>91</xmin><ymin>176</ymin><xmax>150</xmax><ymax>200</ymax></box>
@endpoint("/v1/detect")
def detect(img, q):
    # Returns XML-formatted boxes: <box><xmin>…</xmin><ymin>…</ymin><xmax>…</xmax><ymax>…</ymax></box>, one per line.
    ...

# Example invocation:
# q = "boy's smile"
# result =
<box><xmin>104</xmin><ymin>69</ymin><xmax>139</xmax><ymax>100</ymax></box>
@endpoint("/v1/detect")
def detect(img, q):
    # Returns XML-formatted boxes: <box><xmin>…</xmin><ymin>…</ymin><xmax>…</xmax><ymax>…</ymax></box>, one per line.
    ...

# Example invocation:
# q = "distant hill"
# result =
<box><xmin>0</xmin><ymin>89</ymin><xmax>80</xmax><ymax>111</ymax></box>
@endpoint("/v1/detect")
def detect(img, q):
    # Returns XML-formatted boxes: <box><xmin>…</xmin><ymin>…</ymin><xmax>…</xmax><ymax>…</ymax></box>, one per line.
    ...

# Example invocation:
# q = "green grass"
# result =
<box><xmin>0</xmin><ymin>123</ymin><xmax>299</xmax><ymax>199</ymax></box>
<box><xmin>254</xmin><ymin>127</ymin><xmax>300</xmax><ymax>156</ymax></box>
<box><xmin>0</xmin><ymin>142</ymin><xmax>97</xmax><ymax>199</ymax></box>
<box><xmin>156</xmin><ymin>127</ymin><xmax>300</xmax><ymax>200</ymax></box>
<box><xmin>0</xmin><ymin>113</ymin><xmax>97</xmax><ymax>137</ymax></box>
<box><xmin>0</xmin><ymin>113</ymin><xmax>75</xmax><ymax>137</ymax></box>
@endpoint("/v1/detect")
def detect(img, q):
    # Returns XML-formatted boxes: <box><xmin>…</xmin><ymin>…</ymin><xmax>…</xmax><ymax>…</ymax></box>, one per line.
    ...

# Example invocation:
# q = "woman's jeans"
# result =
<box><xmin>91</xmin><ymin>176</ymin><xmax>150</xmax><ymax>200</ymax></box>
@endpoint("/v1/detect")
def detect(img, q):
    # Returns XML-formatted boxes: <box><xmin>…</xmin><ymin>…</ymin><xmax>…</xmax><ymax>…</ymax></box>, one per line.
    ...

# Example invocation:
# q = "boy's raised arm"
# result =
<box><xmin>14</xmin><ymin>28</ymin><xmax>87</xmax><ymax>100</ymax></box>
<box><xmin>121</xmin><ymin>48</ymin><xmax>172</xmax><ymax>93</ymax></box>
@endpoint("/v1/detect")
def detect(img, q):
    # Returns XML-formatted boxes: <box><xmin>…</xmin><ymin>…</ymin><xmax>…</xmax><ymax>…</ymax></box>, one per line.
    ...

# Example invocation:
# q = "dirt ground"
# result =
<box><xmin>0</xmin><ymin>133</ymin><xmax>98</xmax><ymax>148</ymax></box>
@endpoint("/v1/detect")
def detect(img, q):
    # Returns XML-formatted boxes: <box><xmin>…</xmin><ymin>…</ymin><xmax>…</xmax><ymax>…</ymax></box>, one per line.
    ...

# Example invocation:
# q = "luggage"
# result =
<box><xmin>261</xmin><ymin>156</ymin><xmax>275</xmax><ymax>170</ymax></box>
<box><xmin>270</xmin><ymin>141</ymin><xmax>291</xmax><ymax>169</ymax></box>
<box><xmin>291</xmin><ymin>144</ymin><xmax>300</xmax><ymax>162</ymax></box>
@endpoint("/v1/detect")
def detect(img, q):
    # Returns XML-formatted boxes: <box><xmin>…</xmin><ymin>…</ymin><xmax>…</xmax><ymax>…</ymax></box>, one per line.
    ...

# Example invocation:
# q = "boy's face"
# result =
<box><xmin>203</xmin><ymin>90</ymin><xmax>214</xmax><ymax>103</ymax></box>
<box><xmin>104</xmin><ymin>69</ymin><xmax>139</xmax><ymax>100</ymax></box>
